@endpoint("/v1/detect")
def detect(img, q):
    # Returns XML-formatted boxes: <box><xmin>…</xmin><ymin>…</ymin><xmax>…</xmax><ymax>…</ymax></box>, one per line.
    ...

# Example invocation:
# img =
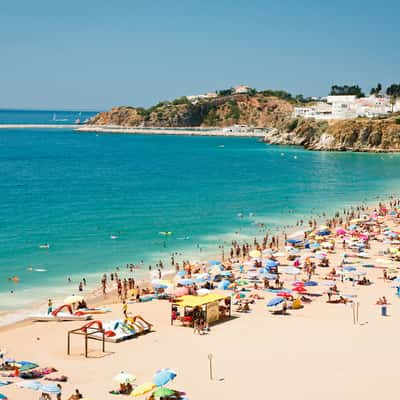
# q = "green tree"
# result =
<box><xmin>217</xmin><ymin>88</ymin><xmax>233</xmax><ymax>96</ymax></box>
<box><xmin>386</xmin><ymin>84</ymin><xmax>400</xmax><ymax>112</ymax></box>
<box><xmin>330</xmin><ymin>85</ymin><xmax>365</xmax><ymax>98</ymax></box>
<box><xmin>370</xmin><ymin>83</ymin><xmax>382</xmax><ymax>96</ymax></box>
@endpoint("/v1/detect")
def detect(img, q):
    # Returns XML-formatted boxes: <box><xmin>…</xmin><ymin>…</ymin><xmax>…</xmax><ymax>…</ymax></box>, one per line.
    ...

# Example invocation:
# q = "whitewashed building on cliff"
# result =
<box><xmin>293</xmin><ymin>95</ymin><xmax>396</xmax><ymax>120</ymax></box>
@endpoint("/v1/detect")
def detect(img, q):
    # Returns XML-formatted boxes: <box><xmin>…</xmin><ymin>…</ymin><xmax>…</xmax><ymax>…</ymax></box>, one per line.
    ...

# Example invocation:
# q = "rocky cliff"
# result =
<box><xmin>88</xmin><ymin>93</ymin><xmax>294</xmax><ymax>128</ymax></box>
<box><xmin>264</xmin><ymin>115</ymin><xmax>400</xmax><ymax>152</ymax></box>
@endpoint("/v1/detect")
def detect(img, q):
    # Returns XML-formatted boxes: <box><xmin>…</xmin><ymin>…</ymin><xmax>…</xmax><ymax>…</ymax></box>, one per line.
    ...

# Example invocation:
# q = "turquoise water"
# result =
<box><xmin>1</xmin><ymin>110</ymin><xmax>400</xmax><ymax>311</ymax></box>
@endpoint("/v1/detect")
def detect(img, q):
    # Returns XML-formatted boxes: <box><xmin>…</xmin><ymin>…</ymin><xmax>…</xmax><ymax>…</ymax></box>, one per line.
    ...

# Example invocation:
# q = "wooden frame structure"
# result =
<box><xmin>67</xmin><ymin>323</ymin><xmax>106</xmax><ymax>358</ymax></box>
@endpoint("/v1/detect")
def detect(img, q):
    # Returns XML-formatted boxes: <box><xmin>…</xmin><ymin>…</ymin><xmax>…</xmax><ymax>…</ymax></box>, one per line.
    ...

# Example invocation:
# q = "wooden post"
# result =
<box><xmin>208</xmin><ymin>353</ymin><xmax>213</xmax><ymax>380</ymax></box>
<box><xmin>85</xmin><ymin>333</ymin><xmax>88</xmax><ymax>358</ymax></box>
<box><xmin>356</xmin><ymin>302</ymin><xmax>359</xmax><ymax>324</ymax></box>
<box><xmin>67</xmin><ymin>332</ymin><xmax>70</xmax><ymax>355</ymax></box>
<box><xmin>102</xmin><ymin>331</ymin><xmax>105</xmax><ymax>353</ymax></box>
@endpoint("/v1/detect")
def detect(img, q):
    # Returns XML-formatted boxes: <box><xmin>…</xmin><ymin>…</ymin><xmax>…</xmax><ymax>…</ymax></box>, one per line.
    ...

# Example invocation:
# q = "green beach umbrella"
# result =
<box><xmin>153</xmin><ymin>387</ymin><xmax>175</xmax><ymax>397</ymax></box>
<box><xmin>236</xmin><ymin>279</ymin><xmax>249</xmax><ymax>286</ymax></box>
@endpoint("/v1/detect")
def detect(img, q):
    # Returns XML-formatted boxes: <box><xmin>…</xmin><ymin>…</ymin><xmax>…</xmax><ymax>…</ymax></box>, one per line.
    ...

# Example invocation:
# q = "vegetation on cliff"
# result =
<box><xmin>88</xmin><ymin>92</ymin><xmax>294</xmax><ymax>128</ymax></box>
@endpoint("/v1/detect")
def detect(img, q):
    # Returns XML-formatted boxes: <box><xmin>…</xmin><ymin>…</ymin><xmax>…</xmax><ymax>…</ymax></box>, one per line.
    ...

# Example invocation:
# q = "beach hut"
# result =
<box><xmin>171</xmin><ymin>293</ymin><xmax>231</xmax><ymax>327</ymax></box>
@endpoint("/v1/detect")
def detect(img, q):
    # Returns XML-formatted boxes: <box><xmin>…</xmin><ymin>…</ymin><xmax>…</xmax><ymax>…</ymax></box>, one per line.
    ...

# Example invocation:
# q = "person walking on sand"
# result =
<box><xmin>47</xmin><ymin>298</ymin><xmax>53</xmax><ymax>315</ymax></box>
<box><xmin>122</xmin><ymin>300</ymin><xmax>128</xmax><ymax>318</ymax></box>
<box><xmin>56</xmin><ymin>384</ymin><xmax>62</xmax><ymax>400</ymax></box>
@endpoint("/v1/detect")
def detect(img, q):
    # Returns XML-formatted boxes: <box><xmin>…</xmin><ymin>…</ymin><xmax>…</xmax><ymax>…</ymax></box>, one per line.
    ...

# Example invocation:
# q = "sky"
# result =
<box><xmin>0</xmin><ymin>0</ymin><xmax>399</xmax><ymax>110</ymax></box>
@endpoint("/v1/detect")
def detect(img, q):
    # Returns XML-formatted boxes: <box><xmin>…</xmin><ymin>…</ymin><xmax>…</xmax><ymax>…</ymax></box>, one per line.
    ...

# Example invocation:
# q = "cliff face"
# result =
<box><xmin>88</xmin><ymin>94</ymin><xmax>294</xmax><ymax>128</ymax></box>
<box><xmin>264</xmin><ymin>116</ymin><xmax>400</xmax><ymax>152</ymax></box>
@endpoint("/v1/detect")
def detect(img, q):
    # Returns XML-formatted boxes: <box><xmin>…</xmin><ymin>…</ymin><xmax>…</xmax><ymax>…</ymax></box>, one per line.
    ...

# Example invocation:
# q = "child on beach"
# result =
<box><xmin>47</xmin><ymin>299</ymin><xmax>53</xmax><ymax>315</ymax></box>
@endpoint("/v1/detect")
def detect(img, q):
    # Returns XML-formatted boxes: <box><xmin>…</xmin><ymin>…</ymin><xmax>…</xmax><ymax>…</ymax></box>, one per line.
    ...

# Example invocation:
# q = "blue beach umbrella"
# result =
<box><xmin>40</xmin><ymin>384</ymin><xmax>61</xmax><ymax>395</ymax></box>
<box><xmin>209</xmin><ymin>260</ymin><xmax>221</xmax><ymax>266</ymax></box>
<box><xmin>343</xmin><ymin>266</ymin><xmax>357</xmax><ymax>272</ymax></box>
<box><xmin>266</xmin><ymin>260</ymin><xmax>279</xmax><ymax>268</ymax></box>
<box><xmin>152</xmin><ymin>283</ymin><xmax>168</xmax><ymax>289</ymax></box>
<box><xmin>287</xmin><ymin>239</ymin><xmax>302</xmax><ymax>245</ymax></box>
<box><xmin>267</xmin><ymin>297</ymin><xmax>284</xmax><ymax>307</ymax></box>
<box><xmin>20</xmin><ymin>381</ymin><xmax>42</xmax><ymax>390</ymax></box>
<box><xmin>176</xmin><ymin>270</ymin><xmax>186</xmax><ymax>277</ymax></box>
<box><xmin>153</xmin><ymin>368</ymin><xmax>177</xmax><ymax>387</ymax></box>
<box><xmin>178</xmin><ymin>278</ymin><xmax>194</xmax><ymax>286</ymax></box>
<box><xmin>218</xmin><ymin>280</ymin><xmax>231</xmax><ymax>290</ymax></box>
<box><xmin>303</xmin><ymin>281</ymin><xmax>318</xmax><ymax>287</ymax></box>
<box><xmin>220</xmin><ymin>270</ymin><xmax>232</xmax><ymax>277</ymax></box>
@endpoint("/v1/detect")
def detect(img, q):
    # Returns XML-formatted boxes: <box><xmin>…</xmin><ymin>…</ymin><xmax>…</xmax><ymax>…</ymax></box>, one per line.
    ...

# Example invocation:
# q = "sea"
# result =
<box><xmin>1</xmin><ymin>109</ymin><xmax>399</xmax><ymax>319</ymax></box>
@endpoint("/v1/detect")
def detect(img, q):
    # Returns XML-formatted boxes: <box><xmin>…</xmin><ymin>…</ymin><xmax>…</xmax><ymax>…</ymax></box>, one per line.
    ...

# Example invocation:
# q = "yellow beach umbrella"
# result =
<box><xmin>63</xmin><ymin>295</ymin><xmax>84</xmax><ymax>304</ymax></box>
<box><xmin>131</xmin><ymin>382</ymin><xmax>156</xmax><ymax>397</ymax></box>
<box><xmin>249</xmin><ymin>250</ymin><xmax>261</xmax><ymax>258</ymax></box>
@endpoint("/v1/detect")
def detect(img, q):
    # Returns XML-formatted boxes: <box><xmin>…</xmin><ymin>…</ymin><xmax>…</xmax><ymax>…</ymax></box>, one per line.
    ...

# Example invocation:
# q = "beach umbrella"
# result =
<box><xmin>236</xmin><ymin>279</ymin><xmax>249</xmax><ymax>286</ymax></box>
<box><xmin>64</xmin><ymin>295</ymin><xmax>84</xmax><ymax>304</ymax></box>
<box><xmin>303</xmin><ymin>280</ymin><xmax>318</xmax><ymax>287</ymax></box>
<box><xmin>19</xmin><ymin>381</ymin><xmax>42</xmax><ymax>390</ymax></box>
<box><xmin>280</xmin><ymin>266</ymin><xmax>300</xmax><ymax>275</ymax></box>
<box><xmin>277</xmin><ymin>291</ymin><xmax>292</xmax><ymax>298</ymax></box>
<box><xmin>153</xmin><ymin>368</ymin><xmax>177</xmax><ymax>387</ymax></box>
<box><xmin>262</xmin><ymin>249</ymin><xmax>273</xmax><ymax>256</ymax></box>
<box><xmin>40</xmin><ymin>384</ymin><xmax>61</xmax><ymax>395</ymax></box>
<box><xmin>287</xmin><ymin>247</ymin><xmax>300</xmax><ymax>254</ymax></box>
<box><xmin>114</xmin><ymin>371</ymin><xmax>136</xmax><ymax>384</ymax></box>
<box><xmin>153</xmin><ymin>387</ymin><xmax>175</xmax><ymax>397</ymax></box>
<box><xmin>194</xmin><ymin>273</ymin><xmax>210</xmax><ymax>281</ymax></box>
<box><xmin>218</xmin><ymin>280</ymin><xmax>231</xmax><ymax>290</ymax></box>
<box><xmin>260</xmin><ymin>272</ymin><xmax>277</xmax><ymax>280</ymax></box>
<box><xmin>266</xmin><ymin>260</ymin><xmax>279</xmax><ymax>268</ymax></box>
<box><xmin>0</xmin><ymin>395</ymin><xmax>8</xmax><ymax>400</ymax></box>
<box><xmin>287</xmin><ymin>239</ymin><xmax>302</xmax><ymax>245</ymax></box>
<box><xmin>131</xmin><ymin>382</ymin><xmax>156</xmax><ymax>397</ymax></box>
<box><xmin>321</xmin><ymin>281</ymin><xmax>336</xmax><ymax>287</ymax></box>
<box><xmin>197</xmin><ymin>288</ymin><xmax>210</xmax><ymax>296</ymax></box>
<box><xmin>219</xmin><ymin>270</ymin><xmax>232</xmax><ymax>277</ymax></box>
<box><xmin>343</xmin><ymin>266</ymin><xmax>356</xmax><ymax>272</ymax></box>
<box><xmin>176</xmin><ymin>270</ymin><xmax>186</xmax><ymax>277</ymax></box>
<box><xmin>246</xmin><ymin>270</ymin><xmax>259</xmax><ymax>279</ymax></box>
<box><xmin>178</xmin><ymin>278</ymin><xmax>194</xmax><ymax>286</ymax></box>
<box><xmin>249</xmin><ymin>249</ymin><xmax>261</xmax><ymax>258</ymax></box>
<box><xmin>208</xmin><ymin>260</ymin><xmax>221</xmax><ymax>266</ymax></box>
<box><xmin>293</xmin><ymin>286</ymin><xmax>307</xmax><ymax>293</ymax></box>
<box><xmin>336</xmin><ymin>228</ymin><xmax>347</xmax><ymax>235</ymax></box>
<box><xmin>267</xmin><ymin>297</ymin><xmax>284</xmax><ymax>307</ymax></box>
<box><xmin>152</xmin><ymin>283</ymin><xmax>168</xmax><ymax>289</ymax></box>
<box><xmin>273</xmin><ymin>251</ymin><xmax>285</xmax><ymax>257</ymax></box>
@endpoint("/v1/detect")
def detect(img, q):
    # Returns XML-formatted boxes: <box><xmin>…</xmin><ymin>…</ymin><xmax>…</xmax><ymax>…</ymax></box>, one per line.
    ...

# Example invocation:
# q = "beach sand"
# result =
<box><xmin>1</xmin><ymin>226</ymin><xmax>399</xmax><ymax>400</ymax></box>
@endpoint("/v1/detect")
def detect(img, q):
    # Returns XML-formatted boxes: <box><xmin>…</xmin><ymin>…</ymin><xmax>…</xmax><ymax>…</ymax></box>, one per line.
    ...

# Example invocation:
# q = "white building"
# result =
<box><xmin>326</xmin><ymin>95</ymin><xmax>358</xmax><ymax>119</ymax></box>
<box><xmin>233</xmin><ymin>85</ymin><xmax>252</xmax><ymax>94</ymax></box>
<box><xmin>187</xmin><ymin>92</ymin><xmax>218</xmax><ymax>104</ymax></box>
<box><xmin>293</xmin><ymin>95</ymin><xmax>396</xmax><ymax>120</ymax></box>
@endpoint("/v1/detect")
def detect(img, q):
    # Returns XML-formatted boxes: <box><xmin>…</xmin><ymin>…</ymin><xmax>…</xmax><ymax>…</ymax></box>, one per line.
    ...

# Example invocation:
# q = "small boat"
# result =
<box><xmin>39</xmin><ymin>244</ymin><xmax>50</xmax><ymax>249</ymax></box>
<box><xmin>159</xmin><ymin>231</ymin><xmax>172</xmax><ymax>236</ymax></box>
<box><xmin>218</xmin><ymin>145</ymin><xmax>225</xmax><ymax>148</ymax></box>
<box><xmin>110</xmin><ymin>235</ymin><xmax>119</xmax><ymax>240</ymax></box>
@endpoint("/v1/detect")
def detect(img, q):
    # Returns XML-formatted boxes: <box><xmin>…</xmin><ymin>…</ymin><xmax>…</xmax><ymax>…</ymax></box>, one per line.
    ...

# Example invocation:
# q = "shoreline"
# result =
<box><xmin>75</xmin><ymin>125</ymin><xmax>267</xmax><ymax>137</ymax></box>
<box><xmin>0</xmin><ymin>195</ymin><xmax>381</xmax><ymax>331</ymax></box>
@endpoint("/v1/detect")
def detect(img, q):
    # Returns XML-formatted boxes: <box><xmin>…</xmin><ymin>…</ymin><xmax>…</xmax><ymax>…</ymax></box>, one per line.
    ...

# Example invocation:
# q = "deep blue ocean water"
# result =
<box><xmin>1</xmin><ymin>109</ymin><xmax>400</xmax><ymax>310</ymax></box>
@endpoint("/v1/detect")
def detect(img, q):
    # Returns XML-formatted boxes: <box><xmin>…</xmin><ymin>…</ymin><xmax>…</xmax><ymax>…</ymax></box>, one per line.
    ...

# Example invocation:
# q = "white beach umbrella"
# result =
<box><xmin>114</xmin><ymin>371</ymin><xmax>136</xmax><ymax>384</ymax></box>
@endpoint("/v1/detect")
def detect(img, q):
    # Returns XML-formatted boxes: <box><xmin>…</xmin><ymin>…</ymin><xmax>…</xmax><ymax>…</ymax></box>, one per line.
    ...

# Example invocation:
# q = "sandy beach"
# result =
<box><xmin>1</xmin><ymin>202</ymin><xmax>400</xmax><ymax>400</ymax></box>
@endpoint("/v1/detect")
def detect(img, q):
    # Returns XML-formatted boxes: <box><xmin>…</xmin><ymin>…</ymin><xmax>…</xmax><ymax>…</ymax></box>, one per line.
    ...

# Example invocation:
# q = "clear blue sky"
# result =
<box><xmin>1</xmin><ymin>0</ymin><xmax>399</xmax><ymax>110</ymax></box>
